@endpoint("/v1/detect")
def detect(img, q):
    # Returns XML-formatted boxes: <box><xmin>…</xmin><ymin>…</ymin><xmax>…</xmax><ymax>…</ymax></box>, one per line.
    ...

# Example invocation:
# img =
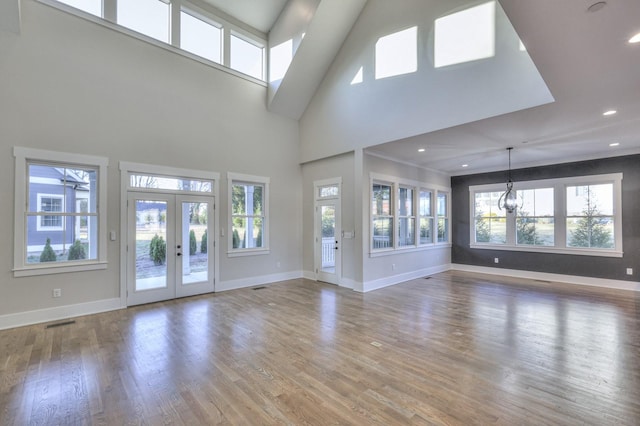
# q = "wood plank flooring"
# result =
<box><xmin>1</xmin><ymin>271</ymin><xmax>639</xmax><ymax>425</ymax></box>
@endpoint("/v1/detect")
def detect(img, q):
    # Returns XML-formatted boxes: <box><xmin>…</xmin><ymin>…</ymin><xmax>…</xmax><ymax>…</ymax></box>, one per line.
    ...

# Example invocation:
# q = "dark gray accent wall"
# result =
<box><xmin>451</xmin><ymin>154</ymin><xmax>640</xmax><ymax>281</ymax></box>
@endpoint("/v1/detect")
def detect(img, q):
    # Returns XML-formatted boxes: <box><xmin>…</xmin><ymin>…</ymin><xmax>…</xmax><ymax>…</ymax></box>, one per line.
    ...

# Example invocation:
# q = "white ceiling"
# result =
<box><xmin>201</xmin><ymin>0</ymin><xmax>289</xmax><ymax>33</ymax></box>
<box><xmin>201</xmin><ymin>0</ymin><xmax>640</xmax><ymax>175</ymax></box>
<box><xmin>367</xmin><ymin>0</ymin><xmax>640</xmax><ymax>175</ymax></box>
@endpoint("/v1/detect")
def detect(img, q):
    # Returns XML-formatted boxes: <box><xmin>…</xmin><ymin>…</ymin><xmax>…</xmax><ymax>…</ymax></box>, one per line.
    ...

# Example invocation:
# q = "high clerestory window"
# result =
<box><xmin>44</xmin><ymin>0</ymin><xmax>266</xmax><ymax>81</ymax></box>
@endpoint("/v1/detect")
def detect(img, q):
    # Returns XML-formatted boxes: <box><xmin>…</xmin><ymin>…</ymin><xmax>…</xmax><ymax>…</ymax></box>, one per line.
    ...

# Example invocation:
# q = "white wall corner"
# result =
<box><xmin>0</xmin><ymin>0</ymin><xmax>21</xmax><ymax>34</ymax></box>
<box><xmin>302</xmin><ymin>270</ymin><xmax>316</xmax><ymax>280</ymax></box>
<box><xmin>361</xmin><ymin>264</ymin><xmax>451</xmax><ymax>293</ymax></box>
<box><xmin>0</xmin><ymin>298</ymin><xmax>123</xmax><ymax>331</ymax></box>
<box><xmin>451</xmin><ymin>264</ymin><xmax>640</xmax><ymax>292</ymax></box>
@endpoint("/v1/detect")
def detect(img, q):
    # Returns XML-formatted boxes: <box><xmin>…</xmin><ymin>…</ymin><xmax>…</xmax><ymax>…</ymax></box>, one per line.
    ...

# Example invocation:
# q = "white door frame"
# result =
<box><xmin>314</xmin><ymin>178</ymin><xmax>342</xmax><ymax>285</ymax></box>
<box><xmin>119</xmin><ymin>162</ymin><xmax>220</xmax><ymax>308</ymax></box>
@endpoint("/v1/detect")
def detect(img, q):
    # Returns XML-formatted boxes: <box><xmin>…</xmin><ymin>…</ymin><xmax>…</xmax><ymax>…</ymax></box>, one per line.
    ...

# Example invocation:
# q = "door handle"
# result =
<box><xmin>177</xmin><ymin>245</ymin><xmax>181</xmax><ymax>249</ymax></box>
<box><xmin>177</xmin><ymin>252</ymin><xmax>182</xmax><ymax>256</ymax></box>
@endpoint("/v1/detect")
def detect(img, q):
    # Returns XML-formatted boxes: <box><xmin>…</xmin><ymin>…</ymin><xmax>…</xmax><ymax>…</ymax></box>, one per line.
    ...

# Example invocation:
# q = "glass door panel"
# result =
<box><xmin>135</xmin><ymin>199</ymin><xmax>169</xmax><ymax>291</ymax></box>
<box><xmin>176</xmin><ymin>196</ymin><xmax>214</xmax><ymax>298</ymax></box>
<box><xmin>315</xmin><ymin>200</ymin><xmax>341</xmax><ymax>285</ymax></box>
<box><xmin>127</xmin><ymin>193</ymin><xmax>175</xmax><ymax>306</ymax></box>
<box><xmin>321</xmin><ymin>205</ymin><xmax>336</xmax><ymax>274</ymax></box>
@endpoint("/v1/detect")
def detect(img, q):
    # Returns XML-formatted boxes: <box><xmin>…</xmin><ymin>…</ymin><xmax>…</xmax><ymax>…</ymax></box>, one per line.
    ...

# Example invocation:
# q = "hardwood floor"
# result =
<box><xmin>1</xmin><ymin>271</ymin><xmax>639</xmax><ymax>425</ymax></box>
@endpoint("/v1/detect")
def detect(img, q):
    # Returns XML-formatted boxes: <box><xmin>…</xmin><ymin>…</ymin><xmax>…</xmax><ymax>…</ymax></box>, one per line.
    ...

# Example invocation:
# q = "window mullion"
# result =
<box><xmin>556</xmin><ymin>183</ymin><xmax>567</xmax><ymax>247</ymax></box>
<box><xmin>170</xmin><ymin>0</ymin><xmax>181</xmax><ymax>47</ymax></box>
<box><xmin>103</xmin><ymin>0</ymin><xmax>116</xmax><ymax>22</ymax></box>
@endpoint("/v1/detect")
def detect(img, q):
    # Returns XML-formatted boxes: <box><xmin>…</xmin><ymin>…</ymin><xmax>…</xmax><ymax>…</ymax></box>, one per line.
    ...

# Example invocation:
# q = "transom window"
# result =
<box><xmin>470</xmin><ymin>173</ymin><xmax>623</xmax><ymax>257</ymax></box>
<box><xmin>14</xmin><ymin>147</ymin><xmax>108</xmax><ymax>276</ymax></box>
<box><xmin>129</xmin><ymin>174</ymin><xmax>212</xmax><ymax>193</ymax></box>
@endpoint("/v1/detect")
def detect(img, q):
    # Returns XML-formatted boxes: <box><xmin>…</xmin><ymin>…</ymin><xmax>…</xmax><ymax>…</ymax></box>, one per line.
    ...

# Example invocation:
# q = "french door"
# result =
<box><xmin>127</xmin><ymin>192</ymin><xmax>214</xmax><ymax>306</ymax></box>
<box><xmin>315</xmin><ymin>199</ymin><xmax>341</xmax><ymax>285</ymax></box>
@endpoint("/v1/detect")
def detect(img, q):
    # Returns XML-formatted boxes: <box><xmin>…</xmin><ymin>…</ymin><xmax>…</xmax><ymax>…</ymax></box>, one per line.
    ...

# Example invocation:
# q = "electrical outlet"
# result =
<box><xmin>494</xmin><ymin>258</ymin><xmax>499</xmax><ymax>264</ymax></box>
<box><xmin>627</xmin><ymin>268</ymin><xmax>633</xmax><ymax>276</ymax></box>
<box><xmin>392</xmin><ymin>263</ymin><xmax>396</xmax><ymax>271</ymax></box>
<box><xmin>276</xmin><ymin>261</ymin><xmax>281</xmax><ymax>268</ymax></box>
<box><xmin>53</xmin><ymin>288</ymin><xmax>62</xmax><ymax>298</ymax></box>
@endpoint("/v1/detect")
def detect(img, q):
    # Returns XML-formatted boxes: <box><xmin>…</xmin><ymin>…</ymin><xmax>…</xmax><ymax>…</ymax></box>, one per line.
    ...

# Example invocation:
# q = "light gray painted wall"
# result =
<box><xmin>0</xmin><ymin>1</ymin><xmax>301</xmax><ymax>315</ymax></box>
<box><xmin>363</xmin><ymin>154</ymin><xmax>451</xmax><ymax>283</ymax></box>
<box><xmin>301</xmin><ymin>152</ymin><xmax>356</xmax><ymax>283</ymax></box>
<box><xmin>299</xmin><ymin>0</ymin><xmax>553</xmax><ymax>163</ymax></box>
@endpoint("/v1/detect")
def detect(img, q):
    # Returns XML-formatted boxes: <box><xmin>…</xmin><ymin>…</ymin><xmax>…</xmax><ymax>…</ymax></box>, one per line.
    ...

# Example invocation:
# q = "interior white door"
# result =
<box><xmin>315</xmin><ymin>200</ymin><xmax>341</xmax><ymax>285</ymax></box>
<box><xmin>127</xmin><ymin>192</ymin><xmax>214</xmax><ymax>306</ymax></box>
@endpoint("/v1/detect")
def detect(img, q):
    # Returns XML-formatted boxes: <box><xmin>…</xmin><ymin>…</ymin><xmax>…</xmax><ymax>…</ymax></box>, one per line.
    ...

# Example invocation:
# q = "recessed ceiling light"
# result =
<box><xmin>462</xmin><ymin>164</ymin><xmax>469</xmax><ymax>168</ymax></box>
<box><xmin>609</xmin><ymin>142</ymin><xmax>620</xmax><ymax>147</ymax></box>
<box><xmin>603</xmin><ymin>110</ymin><xmax>617</xmax><ymax>116</ymax></box>
<box><xmin>418</xmin><ymin>148</ymin><xmax>426</xmax><ymax>152</ymax></box>
<box><xmin>630</xmin><ymin>33</ymin><xmax>640</xmax><ymax>44</ymax></box>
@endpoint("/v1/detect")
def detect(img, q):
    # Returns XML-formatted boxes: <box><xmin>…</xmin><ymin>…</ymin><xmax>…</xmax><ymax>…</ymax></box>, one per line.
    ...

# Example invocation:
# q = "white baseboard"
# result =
<box><xmin>216</xmin><ymin>270</ymin><xmax>303</xmax><ymax>292</ymax></box>
<box><xmin>0</xmin><ymin>298</ymin><xmax>123</xmax><ymax>331</ymax></box>
<box><xmin>361</xmin><ymin>264</ymin><xmax>451</xmax><ymax>293</ymax></box>
<box><xmin>451</xmin><ymin>264</ymin><xmax>640</xmax><ymax>292</ymax></box>
<box><xmin>338</xmin><ymin>277</ymin><xmax>357</xmax><ymax>290</ymax></box>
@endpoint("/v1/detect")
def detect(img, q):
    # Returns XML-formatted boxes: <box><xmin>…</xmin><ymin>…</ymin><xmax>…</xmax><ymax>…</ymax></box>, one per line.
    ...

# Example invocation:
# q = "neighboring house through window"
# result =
<box><xmin>13</xmin><ymin>147</ymin><xmax>108</xmax><ymax>276</ymax></box>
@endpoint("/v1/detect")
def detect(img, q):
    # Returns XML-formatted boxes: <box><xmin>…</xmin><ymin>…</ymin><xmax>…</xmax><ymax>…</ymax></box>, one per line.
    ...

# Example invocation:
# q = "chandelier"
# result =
<box><xmin>498</xmin><ymin>147</ymin><xmax>518</xmax><ymax>213</ymax></box>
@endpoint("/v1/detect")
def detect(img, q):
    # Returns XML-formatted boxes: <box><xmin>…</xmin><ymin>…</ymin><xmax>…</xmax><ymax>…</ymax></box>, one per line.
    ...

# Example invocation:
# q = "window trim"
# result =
<box><xmin>13</xmin><ymin>147</ymin><xmax>109</xmax><ymax>277</ymax></box>
<box><xmin>370</xmin><ymin>172</ymin><xmax>451</xmax><ymax>257</ymax></box>
<box><xmin>36</xmin><ymin>194</ymin><xmax>65</xmax><ymax>231</ymax></box>
<box><xmin>227</xmin><ymin>172</ymin><xmax>270</xmax><ymax>257</ymax></box>
<box><xmin>469</xmin><ymin>173</ymin><xmax>623</xmax><ymax>257</ymax></box>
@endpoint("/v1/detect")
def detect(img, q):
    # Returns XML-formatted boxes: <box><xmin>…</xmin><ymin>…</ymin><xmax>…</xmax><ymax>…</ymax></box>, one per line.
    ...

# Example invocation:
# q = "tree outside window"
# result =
<box><xmin>566</xmin><ymin>185</ymin><xmax>613</xmax><ymax>249</ymax></box>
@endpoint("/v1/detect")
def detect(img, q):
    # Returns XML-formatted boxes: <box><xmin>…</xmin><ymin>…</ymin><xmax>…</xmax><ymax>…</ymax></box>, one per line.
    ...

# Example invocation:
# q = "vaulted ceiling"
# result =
<box><xmin>203</xmin><ymin>0</ymin><xmax>640</xmax><ymax>175</ymax></box>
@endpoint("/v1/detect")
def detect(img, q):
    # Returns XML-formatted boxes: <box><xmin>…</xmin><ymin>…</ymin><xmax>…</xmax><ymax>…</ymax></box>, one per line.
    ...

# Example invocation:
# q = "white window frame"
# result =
<box><xmin>227</xmin><ymin>172</ymin><xmax>269</xmax><ymax>257</ymax></box>
<box><xmin>436</xmin><ymin>190</ymin><xmax>451</xmax><ymax>244</ymax></box>
<box><xmin>469</xmin><ymin>173</ymin><xmax>623</xmax><ymax>257</ymax></box>
<box><xmin>13</xmin><ymin>147</ymin><xmax>109</xmax><ymax>277</ymax></box>
<box><xmin>36</xmin><ymin>194</ymin><xmax>65</xmax><ymax>231</ymax></box>
<box><xmin>370</xmin><ymin>173</ymin><xmax>451</xmax><ymax>257</ymax></box>
<box><xmin>397</xmin><ymin>185</ymin><xmax>416</xmax><ymax>248</ymax></box>
<box><xmin>418</xmin><ymin>188</ymin><xmax>434</xmax><ymax>245</ymax></box>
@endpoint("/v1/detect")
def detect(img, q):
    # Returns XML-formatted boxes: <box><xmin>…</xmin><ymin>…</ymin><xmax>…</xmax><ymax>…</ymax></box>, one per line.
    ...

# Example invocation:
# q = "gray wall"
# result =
<box><xmin>451</xmin><ymin>154</ymin><xmax>640</xmax><ymax>281</ymax></box>
<box><xmin>0</xmin><ymin>1</ymin><xmax>301</xmax><ymax>316</ymax></box>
